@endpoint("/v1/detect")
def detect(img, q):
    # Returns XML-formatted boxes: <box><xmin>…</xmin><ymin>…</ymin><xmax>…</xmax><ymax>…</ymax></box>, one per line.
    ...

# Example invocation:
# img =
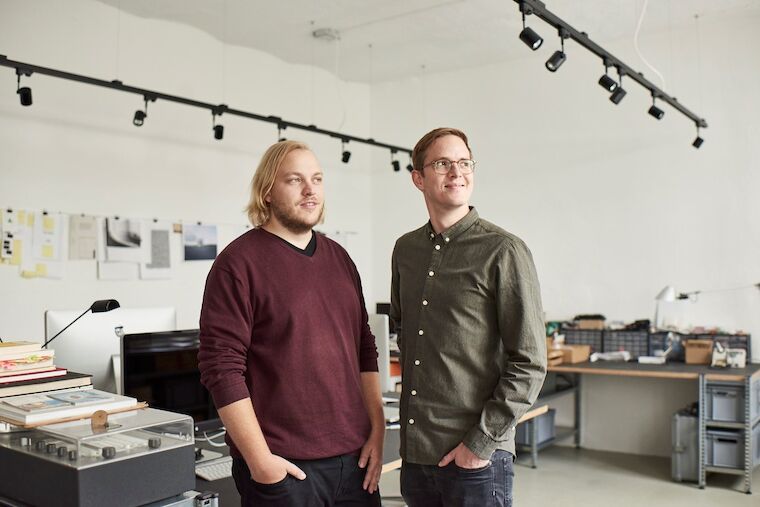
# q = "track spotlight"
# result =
<box><xmin>598</xmin><ymin>60</ymin><xmax>618</xmax><ymax>92</ymax></box>
<box><xmin>16</xmin><ymin>69</ymin><xmax>32</xmax><ymax>106</ymax></box>
<box><xmin>545</xmin><ymin>29</ymin><xmax>567</xmax><ymax>72</ymax></box>
<box><xmin>212</xmin><ymin>111</ymin><xmax>224</xmax><ymax>140</ymax></box>
<box><xmin>692</xmin><ymin>125</ymin><xmax>704</xmax><ymax>149</ymax></box>
<box><xmin>133</xmin><ymin>97</ymin><xmax>149</xmax><ymax>127</ymax></box>
<box><xmin>341</xmin><ymin>140</ymin><xmax>351</xmax><ymax>163</ymax></box>
<box><xmin>609</xmin><ymin>71</ymin><xmax>626</xmax><ymax>104</ymax></box>
<box><xmin>406</xmin><ymin>155</ymin><xmax>414</xmax><ymax>172</ymax></box>
<box><xmin>546</xmin><ymin>51</ymin><xmax>565</xmax><ymax>72</ymax></box>
<box><xmin>648</xmin><ymin>97</ymin><xmax>664</xmax><ymax>120</ymax></box>
<box><xmin>390</xmin><ymin>150</ymin><xmax>400</xmax><ymax>172</ymax></box>
<box><xmin>277</xmin><ymin>124</ymin><xmax>287</xmax><ymax>142</ymax></box>
<box><xmin>518</xmin><ymin>7</ymin><xmax>543</xmax><ymax>50</ymax></box>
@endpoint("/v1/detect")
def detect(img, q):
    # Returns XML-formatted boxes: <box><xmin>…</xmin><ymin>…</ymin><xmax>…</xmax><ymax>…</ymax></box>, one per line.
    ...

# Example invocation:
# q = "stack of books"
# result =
<box><xmin>0</xmin><ymin>341</ymin><xmax>92</xmax><ymax>398</ymax></box>
<box><xmin>0</xmin><ymin>388</ymin><xmax>139</xmax><ymax>426</ymax></box>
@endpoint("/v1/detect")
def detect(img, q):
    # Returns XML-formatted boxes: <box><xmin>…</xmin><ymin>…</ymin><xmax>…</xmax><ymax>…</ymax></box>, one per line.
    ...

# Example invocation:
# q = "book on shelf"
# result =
<box><xmin>0</xmin><ymin>341</ymin><xmax>43</xmax><ymax>355</ymax></box>
<box><xmin>0</xmin><ymin>350</ymin><xmax>55</xmax><ymax>373</ymax></box>
<box><xmin>0</xmin><ymin>371</ymin><xmax>92</xmax><ymax>398</ymax></box>
<box><xmin>0</xmin><ymin>367</ymin><xmax>68</xmax><ymax>385</ymax></box>
<box><xmin>0</xmin><ymin>387</ymin><xmax>137</xmax><ymax>425</ymax></box>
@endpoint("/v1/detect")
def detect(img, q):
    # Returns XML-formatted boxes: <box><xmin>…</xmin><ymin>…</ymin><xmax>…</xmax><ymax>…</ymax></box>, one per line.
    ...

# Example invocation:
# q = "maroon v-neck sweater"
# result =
<box><xmin>198</xmin><ymin>228</ymin><xmax>377</xmax><ymax>460</ymax></box>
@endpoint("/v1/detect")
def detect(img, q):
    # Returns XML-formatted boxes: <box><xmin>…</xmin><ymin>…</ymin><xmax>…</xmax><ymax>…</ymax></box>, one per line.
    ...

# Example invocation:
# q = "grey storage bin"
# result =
<box><xmin>516</xmin><ymin>408</ymin><xmax>555</xmax><ymax>446</ymax></box>
<box><xmin>671</xmin><ymin>410</ymin><xmax>698</xmax><ymax>482</ymax></box>
<box><xmin>705</xmin><ymin>384</ymin><xmax>743</xmax><ymax>422</ymax></box>
<box><xmin>705</xmin><ymin>430</ymin><xmax>743</xmax><ymax>469</ymax></box>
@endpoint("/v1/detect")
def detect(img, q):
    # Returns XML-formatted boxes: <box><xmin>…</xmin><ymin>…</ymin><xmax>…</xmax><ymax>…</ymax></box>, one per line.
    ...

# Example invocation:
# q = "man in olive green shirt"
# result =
<box><xmin>390</xmin><ymin>127</ymin><xmax>546</xmax><ymax>507</ymax></box>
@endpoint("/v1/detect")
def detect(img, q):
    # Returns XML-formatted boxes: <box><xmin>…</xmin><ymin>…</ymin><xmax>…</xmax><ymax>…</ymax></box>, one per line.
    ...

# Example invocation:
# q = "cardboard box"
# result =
<box><xmin>559</xmin><ymin>344</ymin><xmax>591</xmax><ymax>364</ymax></box>
<box><xmin>577</xmin><ymin>319</ymin><xmax>605</xmax><ymax>330</ymax></box>
<box><xmin>685</xmin><ymin>339</ymin><xmax>713</xmax><ymax>364</ymax></box>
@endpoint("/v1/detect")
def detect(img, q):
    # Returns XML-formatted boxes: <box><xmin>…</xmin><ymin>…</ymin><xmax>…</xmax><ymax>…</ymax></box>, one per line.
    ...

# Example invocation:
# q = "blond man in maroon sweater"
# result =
<box><xmin>199</xmin><ymin>140</ymin><xmax>384</xmax><ymax>506</ymax></box>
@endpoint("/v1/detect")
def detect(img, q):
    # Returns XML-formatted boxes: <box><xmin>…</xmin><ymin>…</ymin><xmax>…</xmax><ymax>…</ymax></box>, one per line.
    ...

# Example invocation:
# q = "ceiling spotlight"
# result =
<box><xmin>609</xmin><ymin>70</ymin><xmax>626</xmax><ymax>104</ymax></box>
<box><xmin>277</xmin><ymin>124</ymin><xmax>287</xmax><ymax>142</ymax></box>
<box><xmin>598</xmin><ymin>60</ymin><xmax>618</xmax><ymax>92</ymax></box>
<box><xmin>133</xmin><ymin>96</ymin><xmax>150</xmax><ymax>127</ymax></box>
<box><xmin>16</xmin><ymin>69</ymin><xmax>32</xmax><ymax>106</ymax></box>
<box><xmin>390</xmin><ymin>150</ymin><xmax>400</xmax><ymax>172</ymax></box>
<box><xmin>406</xmin><ymin>163</ymin><xmax>413</xmax><ymax>172</ymax></box>
<box><xmin>648</xmin><ymin>98</ymin><xmax>664</xmax><ymax>120</ymax></box>
<box><xmin>341</xmin><ymin>140</ymin><xmax>351</xmax><ymax>163</ymax></box>
<box><xmin>518</xmin><ymin>7</ymin><xmax>543</xmax><ymax>50</ymax></box>
<box><xmin>212</xmin><ymin>111</ymin><xmax>224</xmax><ymax>140</ymax></box>
<box><xmin>545</xmin><ymin>29</ymin><xmax>568</xmax><ymax>72</ymax></box>
<box><xmin>692</xmin><ymin>125</ymin><xmax>704</xmax><ymax>149</ymax></box>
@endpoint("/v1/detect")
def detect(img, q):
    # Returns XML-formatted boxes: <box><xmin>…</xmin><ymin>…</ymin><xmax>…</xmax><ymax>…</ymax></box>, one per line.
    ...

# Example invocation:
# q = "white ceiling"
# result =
<box><xmin>97</xmin><ymin>0</ymin><xmax>759</xmax><ymax>83</ymax></box>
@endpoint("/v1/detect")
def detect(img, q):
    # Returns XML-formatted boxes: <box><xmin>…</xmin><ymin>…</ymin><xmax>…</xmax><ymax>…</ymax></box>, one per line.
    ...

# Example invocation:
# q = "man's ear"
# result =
<box><xmin>411</xmin><ymin>169</ymin><xmax>425</xmax><ymax>191</ymax></box>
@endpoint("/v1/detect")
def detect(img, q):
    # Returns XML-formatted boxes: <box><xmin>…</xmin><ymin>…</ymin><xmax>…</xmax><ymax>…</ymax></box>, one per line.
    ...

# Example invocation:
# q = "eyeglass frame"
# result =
<box><xmin>421</xmin><ymin>158</ymin><xmax>477</xmax><ymax>175</ymax></box>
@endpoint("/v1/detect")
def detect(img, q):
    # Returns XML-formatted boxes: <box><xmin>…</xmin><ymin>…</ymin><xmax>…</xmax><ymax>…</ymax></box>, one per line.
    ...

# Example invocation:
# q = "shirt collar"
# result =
<box><xmin>424</xmin><ymin>207</ymin><xmax>478</xmax><ymax>244</ymax></box>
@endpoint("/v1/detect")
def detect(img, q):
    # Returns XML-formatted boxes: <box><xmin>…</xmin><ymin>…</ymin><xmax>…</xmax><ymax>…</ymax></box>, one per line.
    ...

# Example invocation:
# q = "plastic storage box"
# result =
<box><xmin>560</xmin><ymin>328</ymin><xmax>603</xmax><ymax>353</ymax></box>
<box><xmin>603</xmin><ymin>330</ymin><xmax>648</xmax><ymax>358</ymax></box>
<box><xmin>705</xmin><ymin>430</ymin><xmax>744</xmax><ymax>468</ymax></box>
<box><xmin>515</xmin><ymin>409</ymin><xmax>556</xmax><ymax>446</ymax></box>
<box><xmin>705</xmin><ymin>381</ymin><xmax>760</xmax><ymax>423</ymax></box>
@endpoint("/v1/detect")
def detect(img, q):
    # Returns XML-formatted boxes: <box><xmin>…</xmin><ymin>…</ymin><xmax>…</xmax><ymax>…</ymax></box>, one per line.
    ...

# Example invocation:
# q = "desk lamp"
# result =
<box><xmin>653</xmin><ymin>285</ymin><xmax>676</xmax><ymax>331</ymax></box>
<box><xmin>42</xmin><ymin>299</ymin><xmax>120</xmax><ymax>349</ymax></box>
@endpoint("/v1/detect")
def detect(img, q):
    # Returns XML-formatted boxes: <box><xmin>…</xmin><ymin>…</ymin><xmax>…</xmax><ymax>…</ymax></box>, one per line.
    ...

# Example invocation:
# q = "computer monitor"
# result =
<box><xmin>375</xmin><ymin>302</ymin><xmax>397</xmax><ymax>335</ymax></box>
<box><xmin>368</xmin><ymin>313</ymin><xmax>400</xmax><ymax>393</ymax></box>
<box><xmin>44</xmin><ymin>306</ymin><xmax>176</xmax><ymax>391</ymax></box>
<box><xmin>120</xmin><ymin>329</ymin><xmax>221</xmax><ymax>434</ymax></box>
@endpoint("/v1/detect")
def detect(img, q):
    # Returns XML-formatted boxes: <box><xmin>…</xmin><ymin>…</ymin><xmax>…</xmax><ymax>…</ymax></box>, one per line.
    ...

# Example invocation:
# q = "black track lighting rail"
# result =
<box><xmin>0</xmin><ymin>54</ymin><xmax>412</xmax><ymax>155</ymax></box>
<box><xmin>515</xmin><ymin>0</ymin><xmax>708</xmax><ymax>129</ymax></box>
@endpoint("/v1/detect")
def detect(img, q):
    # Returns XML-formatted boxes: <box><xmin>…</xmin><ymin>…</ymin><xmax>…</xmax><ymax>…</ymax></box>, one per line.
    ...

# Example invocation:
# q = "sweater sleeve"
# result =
<box><xmin>198</xmin><ymin>263</ymin><xmax>254</xmax><ymax>410</ymax></box>
<box><xmin>346</xmin><ymin>255</ymin><xmax>378</xmax><ymax>373</ymax></box>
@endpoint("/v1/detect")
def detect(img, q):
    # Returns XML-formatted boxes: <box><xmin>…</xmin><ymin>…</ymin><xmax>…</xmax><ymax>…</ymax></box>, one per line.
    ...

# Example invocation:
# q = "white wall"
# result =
<box><xmin>368</xmin><ymin>10</ymin><xmax>760</xmax><ymax>456</ymax></box>
<box><xmin>0</xmin><ymin>0</ymin><xmax>375</xmax><ymax>341</ymax></box>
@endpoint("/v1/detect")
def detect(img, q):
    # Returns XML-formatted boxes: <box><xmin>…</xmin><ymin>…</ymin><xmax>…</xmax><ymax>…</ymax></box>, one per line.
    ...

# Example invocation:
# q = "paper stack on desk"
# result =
<box><xmin>0</xmin><ymin>387</ymin><xmax>137</xmax><ymax>425</ymax></box>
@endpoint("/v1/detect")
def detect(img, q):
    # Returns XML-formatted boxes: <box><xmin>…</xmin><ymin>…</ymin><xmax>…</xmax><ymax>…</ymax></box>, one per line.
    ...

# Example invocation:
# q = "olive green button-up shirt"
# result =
<box><xmin>390</xmin><ymin>208</ymin><xmax>547</xmax><ymax>464</ymax></box>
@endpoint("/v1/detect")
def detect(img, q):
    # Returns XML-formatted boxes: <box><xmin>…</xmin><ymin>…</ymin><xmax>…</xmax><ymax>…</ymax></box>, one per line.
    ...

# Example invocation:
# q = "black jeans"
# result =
<box><xmin>231</xmin><ymin>454</ymin><xmax>381</xmax><ymax>507</ymax></box>
<box><xmin>400</xmin><ymin>450</ymin><xmax>514</xmax><ymax>507</ymax></box>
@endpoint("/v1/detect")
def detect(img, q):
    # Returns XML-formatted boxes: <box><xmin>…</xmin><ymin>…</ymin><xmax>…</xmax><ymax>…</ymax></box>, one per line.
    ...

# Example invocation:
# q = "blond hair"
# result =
<box><xmin>245</xmin><ymin>140</ymin><xmax>310</xmax><ymax>226</ymax></box>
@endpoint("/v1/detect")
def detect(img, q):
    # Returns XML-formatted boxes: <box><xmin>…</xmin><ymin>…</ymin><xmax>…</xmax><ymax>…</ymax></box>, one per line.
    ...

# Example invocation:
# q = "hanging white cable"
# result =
<box><xmin>334</xmin><ymin>34</ymin><xmax>346</xmax><ymax>131</ymax></box>
<box><xmin>633</xmin><ymin>0</ymin><xmax>666</xmax><ymax>91</ymax></box>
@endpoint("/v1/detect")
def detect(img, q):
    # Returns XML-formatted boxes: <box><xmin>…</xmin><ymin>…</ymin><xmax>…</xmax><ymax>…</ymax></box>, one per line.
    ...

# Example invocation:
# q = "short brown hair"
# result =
<box><xmin>245</xmin><ymin>140</ymin><xmax>310</xmax><ymax>226</ymax></box>
<box><xmin>411</xmin><ymin>127</ymin><xmax>473</xmax><ymax>174</ymax></box>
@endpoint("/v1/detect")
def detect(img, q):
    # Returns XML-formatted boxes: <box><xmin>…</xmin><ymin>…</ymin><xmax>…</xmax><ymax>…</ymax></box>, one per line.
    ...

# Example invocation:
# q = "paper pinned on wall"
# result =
<box><xmin>140</xmin><ymin>221</ymin><xmax>173</xmax><ymax>280</ymax></box>
<box><xmin>104</xmin><ymin>217</ymin><xmax>150</xmax><ymax>263</ymax></box>
<box><xmin>183</xmin><ymin>223</ymin><xmax>218</xmax><ymax>261</ymax></box>
<box><xmin>33</xmin><ymin>211</ymin><xmax>65</xmax><ymax>261</ymax></box>
<box><xmin>1</xmin><ymin>208</ymin><xmax>27</xmax><ymax>266</ymax></box>
<box><xmin>69</xmin><ymin>215</ymin><xmax>98</xmax><ymax>260</ymax></box>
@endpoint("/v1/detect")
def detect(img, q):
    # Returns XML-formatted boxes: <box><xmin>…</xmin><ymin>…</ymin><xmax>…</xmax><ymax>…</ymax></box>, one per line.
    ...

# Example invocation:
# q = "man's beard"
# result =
<box><xmin>269</xmin><ymin>199</ymin><xmax>323</xmax><ymax>234</ymax></box>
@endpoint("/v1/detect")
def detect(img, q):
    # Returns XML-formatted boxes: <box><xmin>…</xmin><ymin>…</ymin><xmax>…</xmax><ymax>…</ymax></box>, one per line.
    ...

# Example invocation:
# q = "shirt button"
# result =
<box><xmin>428</xmin><ymin>271</ymin><xmax>434</xmax><ymax>277</ymax></box>
<box><xmin>434</xmin><ymin>245</ymin><xmax>441</xmax><ymax>250</ymax></box>
<box><xmin>411</xmin><ymin>390</ymin><xmax>417</xmax><ymax>396</ymax></box>
<box><xmin>422</xmin><ymin>300</ymin><xmax>428</xmax><ymax>306</ymax></box>
<box><xmin>429</xmin><ymin>233</ymin><xmax>434</xmax><ymax>239</ymax></box>
<box><xmin>414</xmin><ymin>359</ymin><xmax>420</xmax><ymax>366</ymax></box>
<box><xmin>418</xmin><ymin>329</ymin><xmax>424</xmax><ymax>335</ymax></box>
<box><xmin>408</xmin><ymin>419</ymin><xmax>415</xmax><ymax>425</ymax></box>
<box><xmin>444</xmin><ymin>237</ymin><xmax>450</xmax><ymax>243</ymax></box>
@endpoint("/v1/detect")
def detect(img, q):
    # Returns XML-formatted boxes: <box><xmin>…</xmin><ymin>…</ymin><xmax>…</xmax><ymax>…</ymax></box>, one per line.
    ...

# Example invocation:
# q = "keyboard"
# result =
<box><xmin>195</xmin><ymin>455</ymin><xmax>233</xmax><ymax>482</ymax></box>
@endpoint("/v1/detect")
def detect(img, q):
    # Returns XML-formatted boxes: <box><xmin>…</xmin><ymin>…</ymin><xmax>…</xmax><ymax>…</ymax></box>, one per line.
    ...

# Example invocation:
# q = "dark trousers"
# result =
<box><xmin>400</xmin><ymin>450</ymin><xmax>514</xmax><ymax>507</ymax></box>
<box><xmin>231</xmin><ymin>454</ymin><xmax>381</xmax><ymax>507</ymax></box>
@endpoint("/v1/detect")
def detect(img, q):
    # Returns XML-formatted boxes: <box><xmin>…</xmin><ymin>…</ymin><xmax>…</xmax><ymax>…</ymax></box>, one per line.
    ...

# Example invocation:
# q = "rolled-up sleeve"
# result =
<box><xmin>198</xmin><ymin>264</ymin><xmax>253</xmax><ymax>409</ymax></box>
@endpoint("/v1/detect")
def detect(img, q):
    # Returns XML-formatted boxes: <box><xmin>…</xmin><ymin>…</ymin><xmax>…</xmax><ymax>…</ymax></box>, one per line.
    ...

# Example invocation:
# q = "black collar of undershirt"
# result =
<box><xmin>275</xmin><ymin>230</ymin><xmax>317</xmax><ymax>257</ymax></box>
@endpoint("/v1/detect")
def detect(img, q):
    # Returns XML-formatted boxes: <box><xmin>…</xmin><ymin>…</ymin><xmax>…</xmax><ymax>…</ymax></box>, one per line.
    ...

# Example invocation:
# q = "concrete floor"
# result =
<box><xmin>379</xmin><ymin>446</ymin><xmax>760</xmax><ymax>506</ymax></box>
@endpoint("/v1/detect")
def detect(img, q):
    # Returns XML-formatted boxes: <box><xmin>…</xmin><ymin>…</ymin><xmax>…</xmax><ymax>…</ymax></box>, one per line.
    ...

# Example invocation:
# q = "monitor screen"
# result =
<box><xmin>120</xmin><ymin>329</ymin><xmax>221</xmax><ymax>434</ymax></box>
<box><xmin>44</xmin><ymin>307</ymin><xmax>177</xmax><ymax>391</ymax></box>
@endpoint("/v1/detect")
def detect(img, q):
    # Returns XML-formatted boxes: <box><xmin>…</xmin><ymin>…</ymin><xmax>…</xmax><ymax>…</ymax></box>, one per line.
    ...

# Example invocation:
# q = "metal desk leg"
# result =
<box><xmin>698</xmin><ymin>374</ymin><xmax>705</xmax><ymax>490</ymax></box>
<box><xmin>744</xmin><ymin>375</ymin><xmax>752</xmax><ymax>494</ymax></box>
<box><xmin>574</xmin><ymin>373</ymin><xmax>582</xmax><ymax>448</ymax></box>
<box><xmin>531</xmin><ymin>418</ymin><xmax>538</xmax><ymax>468</ymax></box>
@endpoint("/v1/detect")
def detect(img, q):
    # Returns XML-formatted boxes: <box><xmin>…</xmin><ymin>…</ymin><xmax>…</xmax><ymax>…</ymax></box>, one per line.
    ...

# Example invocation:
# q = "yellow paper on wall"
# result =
<box><xmin>36</xmin><ymin>264</ymin><xmax>48</xmax><ymax>276</ymax></box>
<box><xmin>41</xmin><ymin>244</ymin><xmax>54</xmax><ymax>258</ymax></box>
<box><xmin>43</xmin><ymin>216</ymin><xmax>55</xmax><ymax>232</ymax></box>
<box><xmin>10</xmin><ymin>240</ymin><xmax>22</xmax><ymax>265</ymax></box>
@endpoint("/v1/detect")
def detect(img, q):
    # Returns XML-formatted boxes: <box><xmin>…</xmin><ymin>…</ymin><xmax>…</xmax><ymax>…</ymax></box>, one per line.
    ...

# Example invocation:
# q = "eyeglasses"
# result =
<box><xmin>423</xmin><ymin>159</ymin><xmax>476</xmax><ymax>175</ymax></box>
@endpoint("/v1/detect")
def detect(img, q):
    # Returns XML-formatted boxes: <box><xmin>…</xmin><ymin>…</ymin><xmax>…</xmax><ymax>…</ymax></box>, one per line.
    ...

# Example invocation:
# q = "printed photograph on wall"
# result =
<box><xmin>105</xmin><ymin>218</ymin><xmax>150</xmax><ymax>263</ymax></box>
<box><xmin>183</xmin><ymin>223</ymin><xmax>217</xmax><ymax>261</ymax></box>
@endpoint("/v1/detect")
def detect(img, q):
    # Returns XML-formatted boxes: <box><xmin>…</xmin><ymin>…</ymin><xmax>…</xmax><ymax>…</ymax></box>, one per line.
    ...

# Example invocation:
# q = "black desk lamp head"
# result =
<box><xmin>43</xmin><ymin>299</ymin><xmax>120</xmax><ymax>349</ymax></box>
